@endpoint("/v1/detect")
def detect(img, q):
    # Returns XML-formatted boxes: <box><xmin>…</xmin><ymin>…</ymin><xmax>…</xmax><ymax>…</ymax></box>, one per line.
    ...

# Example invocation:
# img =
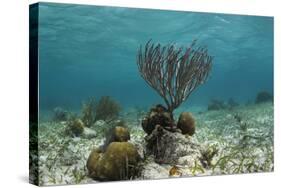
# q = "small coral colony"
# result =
<box><xmin>33</xmin><ymin>39</ymin><xmax>274</xmax><ymax>185</ymax></box>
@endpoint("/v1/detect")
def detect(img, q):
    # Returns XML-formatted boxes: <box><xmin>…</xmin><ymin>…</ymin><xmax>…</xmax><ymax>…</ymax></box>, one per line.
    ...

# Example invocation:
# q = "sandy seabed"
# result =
<box><xmin>31</xmin><ymin>102</ymin><xmax>273</xmax><ymax>186</ymax></box>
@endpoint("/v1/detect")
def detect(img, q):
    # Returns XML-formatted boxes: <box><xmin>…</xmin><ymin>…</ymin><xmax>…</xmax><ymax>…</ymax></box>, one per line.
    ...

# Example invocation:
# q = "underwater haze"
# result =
<box><xmin>38</xmin><ymin>3</ymin><xmax>273</xmax><ymax>115</ymax></box>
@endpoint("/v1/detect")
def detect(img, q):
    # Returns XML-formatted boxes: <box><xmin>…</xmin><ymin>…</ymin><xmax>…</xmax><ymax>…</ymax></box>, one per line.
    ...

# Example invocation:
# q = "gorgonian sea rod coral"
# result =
<box><xmin>137</xmin><ymin>40</ymin><xmax>213</xmax><ymax>113</ymax></box>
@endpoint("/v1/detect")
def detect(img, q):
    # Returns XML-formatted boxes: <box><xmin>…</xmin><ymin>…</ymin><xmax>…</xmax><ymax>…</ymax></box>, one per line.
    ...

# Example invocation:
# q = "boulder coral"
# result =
<box><xmin>86</xmin><ymin>148</ymin><xmax>102</xmax><ymax>175</ymax></box>
<box><xmin>87</xmin><ymin>142</ymin><xmax>140</xmax><ymax>181</ymax></box>
<box><xmin>101</xmin><ymin>125</ymin><xmax>130</xmax><ymax>151</ymax></box>
<box><xmin>113</xmin><ymin>126</ymin><xmax>130</xmax><ymax>142</ymax></box>
<box><xmin>177</xmin><ymin>112</ymin><xmax>195</xmax><ymax>136</ymax></box>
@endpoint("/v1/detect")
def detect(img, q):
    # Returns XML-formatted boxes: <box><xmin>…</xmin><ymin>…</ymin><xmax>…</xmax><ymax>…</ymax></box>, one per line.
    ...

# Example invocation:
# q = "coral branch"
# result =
<box><xmin>137</xmin><ymin>40</ymin><xmax>213</xmax><ymax>113</ymax></box>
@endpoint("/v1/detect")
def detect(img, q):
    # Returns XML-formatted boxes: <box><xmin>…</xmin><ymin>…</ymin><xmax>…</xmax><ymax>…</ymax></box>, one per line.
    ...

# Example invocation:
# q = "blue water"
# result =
<box><xmin>38</xmin><ymin>3</ymin><xmax>273</xmax><ymax>114</ymax></box>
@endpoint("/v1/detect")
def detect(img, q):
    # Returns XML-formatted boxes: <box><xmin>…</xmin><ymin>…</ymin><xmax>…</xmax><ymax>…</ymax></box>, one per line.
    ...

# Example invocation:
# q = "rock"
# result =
<box><xmin>145</xmin><ymin>125</ymin><xmax>202</xmax><ymax>165</ymax></box>
<box><xmin>68</xmin><ymin>143</ymin><xmax>78</xmax><ymax>153</ymax></box>
<box><xmin>178</xmin><ymin>155</ymin><xmax>198</xmax><ymax>167</ymax></box>
<box><xmin>141</xmin><ymin>104</ymin><xmax>176</xmax><ymax>134</ymax></box>
<box><xmin>72</xmin><ymin>137</ymin><xmax>81</xmax><ymax>142</ymax></box>
<box><xmin>177</xmin><ymin>112</ymin><xmax>195</xmax><ymax>136</ymax></box>
<box><xmin>87</xmin><ymin>142</ymin><xmax>141</xmax><ymax>181</ymax></box>
<box><xmin>82</xmin><ymin>127</ymin><xmax>97</xmax><ymax>139</ymax></box>
<box><xmin>255</xmin><ymin>91</ymin><xmax>273</xmax><ymax>104</ymax></box>
<box><xmin>93</xmin><ymin>120</ymin><xmax>107</xmax><ymax>128</ymax></box>
<box><xmin>140</xmin><ymin>161</ymin><xmax>169</xmax><ymax>179</ymax></box>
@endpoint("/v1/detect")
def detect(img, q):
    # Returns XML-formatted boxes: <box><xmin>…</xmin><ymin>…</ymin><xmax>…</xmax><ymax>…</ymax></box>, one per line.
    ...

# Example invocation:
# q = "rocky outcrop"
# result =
<box><xmin>145</xmin><ymin>125</ymin><xmax>202</xmax><ymax>165</ymax></box>
<box><xmin>139</xmin><ymin>159</ymin><xmax>170</xmax><ymax>179</ymax></box>
<box><xmin>141</xmin><ymin>105</ymin><xmax>177</xmax><ymax>134</ymax></box>
<box><xmin>82</xmin><ymin>127</ymin><xmax>97</xmax><ymax>139</ymax></box>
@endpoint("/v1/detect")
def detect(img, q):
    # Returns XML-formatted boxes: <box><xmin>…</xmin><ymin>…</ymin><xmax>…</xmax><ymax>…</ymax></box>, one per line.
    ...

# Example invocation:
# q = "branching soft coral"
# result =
<box><xmin>137</xmin><ymin>39</ymin><xmax>213</xmax><ymax>113</ymax></box>
<box><xmin>94</xmin><ymin>96</ymin><xmax>121</xmax><ymax>123</ymax></box>
<box><xmin>81</xmin><ymin>96</ymin><xmax>121</xmax><ymax>126</ymax></box>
